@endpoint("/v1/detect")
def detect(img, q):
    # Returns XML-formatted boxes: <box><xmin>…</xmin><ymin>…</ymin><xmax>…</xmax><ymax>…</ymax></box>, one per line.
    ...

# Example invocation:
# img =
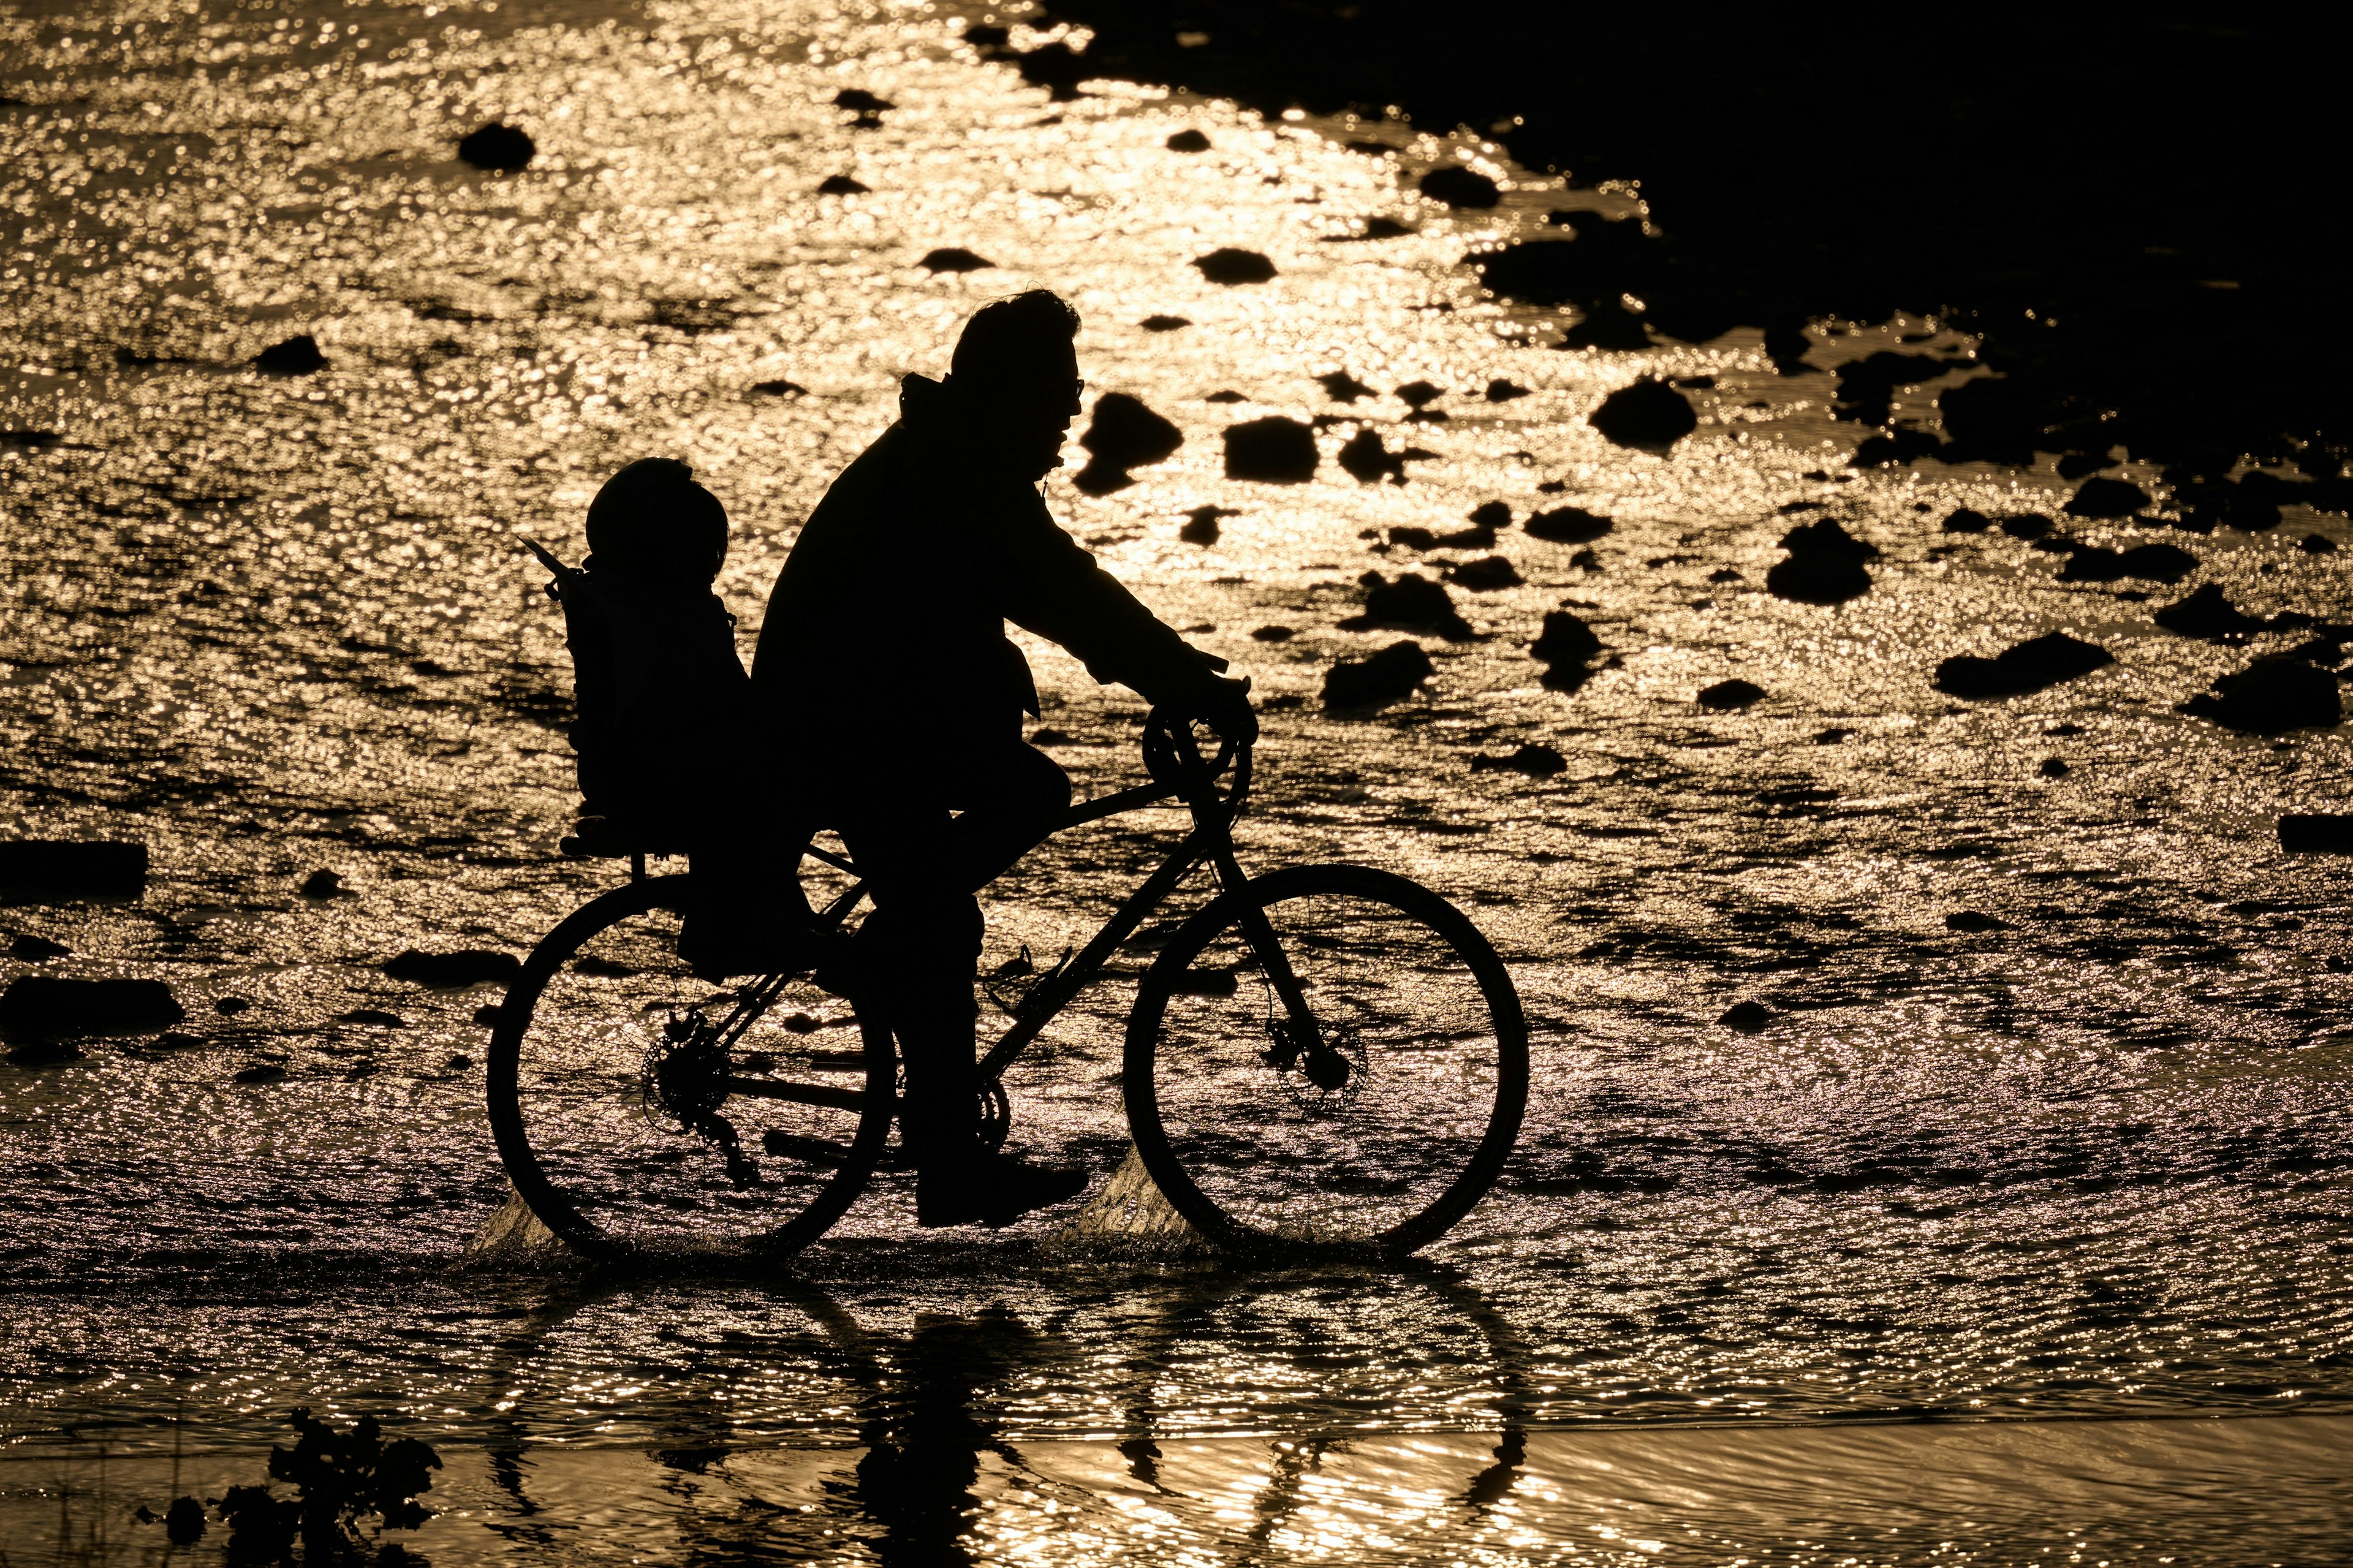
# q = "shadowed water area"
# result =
<box><xmin>4</xmin><ymin>1</ymin><xmax>2353</xmax><ymax>1561</ymax></box>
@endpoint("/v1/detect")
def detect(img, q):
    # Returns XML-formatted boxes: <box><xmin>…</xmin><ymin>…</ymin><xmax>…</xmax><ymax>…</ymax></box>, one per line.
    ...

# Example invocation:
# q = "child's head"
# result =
<box><xmin>585</xmin><ymin>458</ymin><xmax>727</xmax><ymax>583</ymax></box>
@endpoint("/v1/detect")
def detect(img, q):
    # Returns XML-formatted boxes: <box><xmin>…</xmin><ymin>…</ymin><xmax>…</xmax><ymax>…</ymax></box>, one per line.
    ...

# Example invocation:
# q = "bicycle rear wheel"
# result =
<box><xmin>487</xmin><ymin>875</ymin><xmax>893</xmax><ymax>1263</ymax></box>
<box><xmin>1124</xmin><ymin>864</ymin><xmax>1528</xmax><ymax>1257</ymax></box>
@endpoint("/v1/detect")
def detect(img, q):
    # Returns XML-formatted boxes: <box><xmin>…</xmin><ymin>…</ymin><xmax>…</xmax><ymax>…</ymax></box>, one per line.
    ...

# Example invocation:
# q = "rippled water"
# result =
<box><xmin>6</xmin><ymin>0</ymin><xmax>2353</xmax><ymax>1558</ymax></box>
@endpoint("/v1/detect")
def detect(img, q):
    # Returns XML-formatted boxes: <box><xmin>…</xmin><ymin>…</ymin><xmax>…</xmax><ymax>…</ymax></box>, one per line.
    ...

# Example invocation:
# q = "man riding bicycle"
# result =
<box><xmin>749</xmin><ymin>290</ymin><xmax>1256</xmax><ymax>1229</ymax></box>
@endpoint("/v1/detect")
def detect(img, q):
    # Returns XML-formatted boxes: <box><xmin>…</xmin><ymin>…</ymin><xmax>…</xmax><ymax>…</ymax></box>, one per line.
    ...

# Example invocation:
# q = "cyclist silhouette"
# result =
<box><xmin>750</xmin><ymin>290</ymin><xmax>1255</xmax><ymax>1228</ymax></box>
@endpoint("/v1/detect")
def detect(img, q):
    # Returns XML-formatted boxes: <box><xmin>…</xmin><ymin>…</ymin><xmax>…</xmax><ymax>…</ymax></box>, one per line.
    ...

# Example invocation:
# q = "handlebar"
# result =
<box><xmin>1142</xmin><ymin>708</ymin><xmax>1252</xmax><ymax>820</ymax></box>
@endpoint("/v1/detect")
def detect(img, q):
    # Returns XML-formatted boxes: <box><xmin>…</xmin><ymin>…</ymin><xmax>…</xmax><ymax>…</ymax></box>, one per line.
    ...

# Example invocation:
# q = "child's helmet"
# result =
<box><xmin>585</xmin><ymin>458</ymin><xmax>727</xmax><ymax>581</ymax></box>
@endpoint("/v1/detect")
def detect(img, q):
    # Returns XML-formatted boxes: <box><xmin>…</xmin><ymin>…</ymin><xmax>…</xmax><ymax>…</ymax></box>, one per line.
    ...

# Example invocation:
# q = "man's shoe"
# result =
<box><xmin>916</xmin><ymin>1152</ymin><xmax>1089</xmax><ymax>1229</ymax></box>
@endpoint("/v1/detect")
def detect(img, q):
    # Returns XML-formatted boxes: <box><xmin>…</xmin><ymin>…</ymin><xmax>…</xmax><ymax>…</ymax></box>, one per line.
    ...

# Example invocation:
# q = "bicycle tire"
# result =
<box><xmin>487</xmin><ymin>874</ymin><xmax>893</xmax><ymax>1263</ymax></box>
<box><xmin>1123</xmin><ymin>863</ymin><xmax>1528</xmax><ymax>1258</ymax></box>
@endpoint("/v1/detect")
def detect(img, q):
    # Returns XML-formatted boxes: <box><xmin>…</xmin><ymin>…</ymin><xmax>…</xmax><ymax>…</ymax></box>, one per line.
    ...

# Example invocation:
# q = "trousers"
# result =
<box><xmin>825</xmin><ymin>740</ymin><xmax>1071</xmax><ymax>1165</ymax></box>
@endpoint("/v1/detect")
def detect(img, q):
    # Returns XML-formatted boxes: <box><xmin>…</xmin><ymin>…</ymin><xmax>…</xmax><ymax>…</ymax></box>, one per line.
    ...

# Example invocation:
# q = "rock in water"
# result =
<box><xmin>1446</xmin><ymin>555</ymin><xmax>1523</xmax><ymax>590</ymax></box>
<box><xmin>9</xmin><ymin>933</ymin><xmax>69</xmax><ymax>961</ymax></box>
<box><xmin>1946</xmin><ymin>911</ymin><xmax>2010</xmax><ymax>932</ymax></box>
<box><xmin>298</xmin><ymin>868</ymin><xmax>343</xmax><ymax>898</ymax></box>
<box><xmin>384</xmin><ymin>949</ymin><xmax>521</xmax><ymax>988</ymax></box>
<box><xmin>815</xmin><ymin>173</ymin><xmax>868</xmax><ymax>194</ymax></box>
<box><xmin>1180</xmin><ymin>505</ymin><xmax>1235</xmax><ymax>544</ymax></box>
<box><xmin>1486</xmin><ymin>378</ymin><xmax>1531</xmax><ymax>401</ymax></box>
<box><xmin>2064</xmin><ymin>476</ymin><xmax>2152</xmax><ymax>517</ymax></box>
<box><xmin>1767</xmin><ymin>554</ymin><xmax>1871</xmax><ymax>604</ymax></box>
<box><xmin>0</xmin><ymin>841</ymin><xmax>146</xmax><ymax>900</ymax></box>
<box><xmin>1531</xmin><ymin>608</ymin><xmax>1601</xmax><ymax>668</ymax></box>
<box><xmin>2279</xmin><ymin>815</ymin><xmax>2353</xmax><ymax>853</ymax></box>
<box><xmin>1768</xmin><ymin>517</ymin><xmax>1876</xmax><ymax>604</ymax></box>
<box><xmin>2154</xmin><ymin>584</ymin><xmax>2270</xmax><ymax>640</ymax></box>
<box><xmin>1588</xmin><ymin>377</ymin><xmax>1696</xmax><ymax>449</ymax></box>
<box><xmin>1561</xmin><ymin>300</ymin><xmax>1651</xmax><ymax>350</ymax></box>
<box><xmin>1944</xmin><ymin>507</ymin><xmax>1994</xmax><ymax>533</ymax></box>
<box><xmin>1323</xmin><ymin>641</ymin><xmax>1434</xmax><ymax>710</ymax></box>
<box><xmin>1336</xmin><ymin>427</ymin><xmax>1405</xmax><ymax>483</ymax></box>
<box><xmin>1719</xmin><ymin>1001</ymin><xmax>1771</xmax><ymax>1033</ymax></box>
<box><xmin>1471</xmin><ymin>743</ymin><xmax>1567</xmax><ymax>777</ymax></box>
<box><xmin>2181</xmin><ymin>656</ymin><xmax>2341</xmax><ymax>733</ymax></box>
<box><xmin>2118</xmin><ymin>543</ymin><xmax>2197</xmax><ymax>581</ymax></box>
<box><xmin>1525</xmin><ymin>506</ymin><xmax>1613</xmax><ymax>543</ymax></box>
<box><xmin>1075</xmin><ymin>392</ymin><xmax>1182</xmax><ymax>493</ymax></box>
<box><xmin>1934</xmin><ymin>632</ymin><xmax>2115</xmax><ymax>699</ymax></box>
<box><xmin>1347</xmin><ymin>573</ymin><xmax>1472</xmax><ymax>638</ymax></box>
<box><xmin>1192</xmin><ymin>248</ymin><xmax>1276</xmax><ymax>285</ymax></box>
<box><xmin>457</xmin><ymin>122</ymin><xmax>535</xmax><ymax>171</ymax></box>
<box><xmin>1698</xmin><ymin>678</ymin><xmax>1765</xmax><ymax>710</ymax></box>
<box><xmin>1141</xmin><ymin>315</ymin><xmax>1191</xmax><ymax>332</ymax></box>
<box><xmin>1419</xmin><ymin>165</ymin><xmax>1501</xmax><ymax>208</ymax></box>
<box><xmin>1165</xmin><ymin>129</ymin><xmax>1211</xmax><ymax>153</ymax></box>
<box><xmin>0</xmin><ymin>976</ymin><xmax>184</xmax><ymax>1038</ymax></box>
<box><xmin>253</xmin><ymin>335</ymin><xmax>326</xmax><ymax>376</ymax></box>
<box><xmin>1317</xmin><ymin>370</ymin><xmax>1375</xmax><ymax>403</ymax></box>
<box><xmin>919</xmin><ymin>248</ymin><xmax>993</xmax><ymax>273</ymax></box>
<box><xmin>1222</xmin><ymin>417</ymin><xmax>1318</xmax><ymax>482</ymax></box>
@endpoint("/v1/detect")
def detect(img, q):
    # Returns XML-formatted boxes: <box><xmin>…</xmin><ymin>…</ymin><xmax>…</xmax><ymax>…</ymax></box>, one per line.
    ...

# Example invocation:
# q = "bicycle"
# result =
<box><xmin>486</xmin><ymin>711</ymin><xmax>1529</xmax><ymax>1263</ymax></box>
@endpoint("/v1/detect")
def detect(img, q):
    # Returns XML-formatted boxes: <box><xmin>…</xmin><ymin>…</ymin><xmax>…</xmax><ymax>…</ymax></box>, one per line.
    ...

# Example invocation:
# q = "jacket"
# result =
<box><xmin>751</xmin><ymin>373</ymin><xmax>1222</xmax><ymax>787</ymax></box>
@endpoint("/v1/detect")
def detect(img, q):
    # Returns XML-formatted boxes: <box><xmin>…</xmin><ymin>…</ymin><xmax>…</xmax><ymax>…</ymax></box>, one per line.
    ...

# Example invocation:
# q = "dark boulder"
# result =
<box><xmin>1531</xmin><ymin>608</ymin><xmax>1602</xmax><ymax>670</ymax></box>
<box><xmin>1719</xmin><ymin>1001</ymin><xmax>1771</xmax><ymax>1033</ymax></box>
<box><xmin>1387</xmin><ymin>526</ymin><xmax>1438</xmax><ymax>550</ymax></box>
<box><xmin>1485</xmin><ymin>378</ymin><xmax>1531</xmax><ymax>401</ymax></box>
<box><xmin>2181</xmin><ymin>656</ymin><xmax>2341</xmax><ymax>733</ymax></box>
<box><xmin>1697</xmin><ymin>678</ymin><xmax>1765</xmax><ymax>711</ymax></box>
<box><xmin>1471</xmin><ymin>239</ymin><xmax>1639</xmax><ymax>309</ymax></box>
<box><xmin>9</xmin><ymin>933</ymin><xmax>68</xmax><ymax>961</ymax></box>
<box><xmin>1471</xmin><ymin>743</ymin><xmax>1567</xmax><ymax>777</ymax></box>
<box><xmin>1394</xmin><ymin>380</ymin><xmax>1444</xmax><ymax>410</ymax></box>
<box><xmin>1946</xmin><ymin>911</ymin><xmax>2010</xmax><ymax>932</ymax></box>
<box><xmin>1764</xmin><ymin>320</ymin><xmax>1814</xmax><ymax>374</ymax></box>
<box><xmin>1767</xmin><ymin>555</ymin><xmax>1871</xmax><ymax>604</ymax></box>
<box><xmin>2303</xmin><ymin>533</ymin><xmax>2338</xmax><ymax>554</ymax></box>
<box><xmin>1468</xmin><ymin>500</ymin><xmax>1512</xmax><ymax>529</ymax></box>
<box><xmin>1180</xmin><ymin>505</ymin><xmax>1235</xmax><ymax>544</ymax></box>
<box><xmin>1336</xmin><ymin>427</ymin><xmax>1406</xmax><ymax>483</ymax></box>
<box><xmin>816</xmin><ymin>173</ymin><xmax>869</xmax><ymax>195</ymax></box>
<box><xmin>750</xmin><ymin>378</ymin><xmax>807</xmax><ymax>396</ymax></box>
<box><xmin>457</xmin><ymin>122</ymin><xmax>535</xmax><ymax>172</ymax></box>
<box><xmin>1323</xmin><ymin>641</ymin><xmax>1433</xmax><ymax>710</ymax></box>
<box><xmin>1943</xmin><ymin>507</ymin><xmax>1994</xmax><ymax>533</ymax></box>
<box><xmin>2279</xmin><ymin>815</ymin><xmax>2353</xmax><ymax>853</ymax></box>
<box><xmin>1446</xmin><ymin>555</ymin><xmax>1522</xmax><ymax>590</ymax></box>
<box><xmin>1347</xmin><ymin>573</ymin><xmax>1472</xmax><ymax>638</ymax></box>
<box><xmin>215</xmin><ymin>996</ymin><xmax>251</xmax><ymax>1015</ymax></box>
<box><xmin>254</xmin><ymin>335</ymin><xmax>327</xmax><ymax>376</ymax></box>
<box><xmin>1165</xmin><ymin>129</ymin><xmax>1211</xmax><ymax>153</ymax></box>
<box><xmin>1317</xmin><ymin>371</ymin><xmax>1374</xmax><ymax>403</ymax></box>
<box><xmin>0</xmin><ymin>841</ymin><xmax>146</xmax><ymax>901</ymax></box>
<box><xmin>1830</xmin><ymin>350</ymin><xmax>1950</xmax><ymax>425</ymax></box>
<box><xmin>1419</xmin><ymin>166</ymin><xmax>1501</xmax><ymax>208</ymax></box>
<box><xmin>919</xmin><ymin>248</ymin><xmax>993</xmax><ymax>273</ymax></box>
<box><xmin>1223</xmin><ymin>417</ymin><xmax>1317</xmax><ymax>482</ymax></box>
<box><xmin>2040</xmin><ymin>757</ymin><xmax>2071</xmax><ymax>778</ymax></box>
<box><xmin>834</xmin><ymin>88</ymin><xmax>894</xmax><ymax>115</ymax></box>
<box><xmin>384</xmin><ymin>949</ymin><xmax>520</xmax><ymax>989</ymax></box>
<box><xmin>1141</xmin><ymin>315</ymin><xmax>1191</xmax><ymax>332</ymax></box>
<box><xmin>1588</xmin><ymin>377</ymin><xmax>1696</xmax><ymax>449</ymax></box>
<box><xmin>1935</xmin><ymin>632</ymin><xmax>2114</xmax><ymax>699</ymax></box>
<box><xmin>1561</xmin><ymin>300</ymin><xmax>1650</xmax><ymax>350</ymax></box>
<box><xmin>1850</xmin><ymin>430</ymin><xmax>1945</xmax><ymax>468</ymax></box>
<box><xmin>1075</xmin><ymin>393</ymin><xmax>1183</xmax><ymax>493</ymax></box>
<box><xmin>0</xmin><ymin>976</ymin><xmax>184</xmax><ymax>1039</ymax></box>
<box><xmin>298</xmin><ymin>868</ymin><xmax>343</xmax><ymax>898</ymax></box>
<box><xmin>1193</xmin><ymin>248</ymin><xmax>1276</xmax><ymax>285</ymax></box>
<box><xmin>1526</xmin><ymin>506</ymin><xmax>1613</xmax><ymax>543</ymax></box>
<box><xmin>1779</xmin><ymin>518</ymin><xmax>1877</xmax><ymax>560</ymax></box>
<box><xmin>2064</xmin><ymin>476</ymin><xmax>2151</xmax><ymax>517</ymax></box>
<box><xmin>2058</xmin><ymin>452</ymin><xmax>2118</xmax><ymax>479</ymax></box>
<box><xmin>2001</xmin><ymin>512</ymin><xmax>2055</xmax><ymax>540</ymax></box>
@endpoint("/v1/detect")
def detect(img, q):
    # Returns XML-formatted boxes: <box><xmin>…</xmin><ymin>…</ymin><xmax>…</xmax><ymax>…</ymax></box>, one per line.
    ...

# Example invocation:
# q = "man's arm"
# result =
<box><xmin>989</xmin><ymin>491</ymin><xmax>1254</xmax><ymax>739</ymax></box>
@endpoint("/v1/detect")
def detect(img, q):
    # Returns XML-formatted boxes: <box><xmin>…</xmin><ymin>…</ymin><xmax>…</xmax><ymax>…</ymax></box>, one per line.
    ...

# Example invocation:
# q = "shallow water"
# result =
<box><xmin>4</xmin><ymin>0</ymin><xmax>2353</xmax><ymax>1556</ymax></box>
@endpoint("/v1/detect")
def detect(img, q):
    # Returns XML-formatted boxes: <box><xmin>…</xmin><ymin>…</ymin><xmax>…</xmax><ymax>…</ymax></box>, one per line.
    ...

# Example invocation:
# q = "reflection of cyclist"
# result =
<box><xmin>752</xmin><ymin>290</ymin><xmax>1256</xmax><ymax>1228</ymax></box>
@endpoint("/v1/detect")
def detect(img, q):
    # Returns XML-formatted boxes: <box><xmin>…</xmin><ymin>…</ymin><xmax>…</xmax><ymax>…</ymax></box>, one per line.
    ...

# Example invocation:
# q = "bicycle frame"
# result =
<box><xmin>707</xmin><ymin>719</ymin><xmax>1323</xmax><ymax>1116</ymax></box>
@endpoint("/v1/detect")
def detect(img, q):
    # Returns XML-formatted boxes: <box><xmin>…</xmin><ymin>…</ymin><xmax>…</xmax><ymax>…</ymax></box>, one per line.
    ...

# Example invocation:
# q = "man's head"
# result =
<box><xmin>946</xmin><ymin>289</ymin><xmax>1083</xmax><ymax>479</ymax></box>
<box><xmin>585</xmin><ymin>457</ymin><xmax>728</xmax><ymax>583</ymax></box>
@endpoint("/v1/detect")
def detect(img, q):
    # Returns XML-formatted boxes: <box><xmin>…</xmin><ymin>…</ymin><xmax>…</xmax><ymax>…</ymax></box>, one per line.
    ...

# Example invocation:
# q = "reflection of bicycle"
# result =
<box><xmin>487</xmin><ymin>713</ymin><xmax>1528</xmax><ymax>1263</ymax></box>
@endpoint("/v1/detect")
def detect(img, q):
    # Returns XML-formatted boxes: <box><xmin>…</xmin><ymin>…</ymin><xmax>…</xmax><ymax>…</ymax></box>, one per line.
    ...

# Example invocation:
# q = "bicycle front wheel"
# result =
<box><xmin>487</xmin><ymin>874</ymin><xmax>893</xmax><ymax>1263</ymax></box>
<box><xmin>1124</xmin><ymin>864</ymin><xmax>1528</xmax><ymax>1257</ymax></box>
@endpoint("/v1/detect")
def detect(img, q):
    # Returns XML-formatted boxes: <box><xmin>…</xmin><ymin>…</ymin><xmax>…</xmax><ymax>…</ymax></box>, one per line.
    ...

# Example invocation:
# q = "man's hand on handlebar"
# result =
<box><xmin>1195</xmin><ymin>674</ymin><xmax>1258</xmax><ymax>749</ymax></box>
